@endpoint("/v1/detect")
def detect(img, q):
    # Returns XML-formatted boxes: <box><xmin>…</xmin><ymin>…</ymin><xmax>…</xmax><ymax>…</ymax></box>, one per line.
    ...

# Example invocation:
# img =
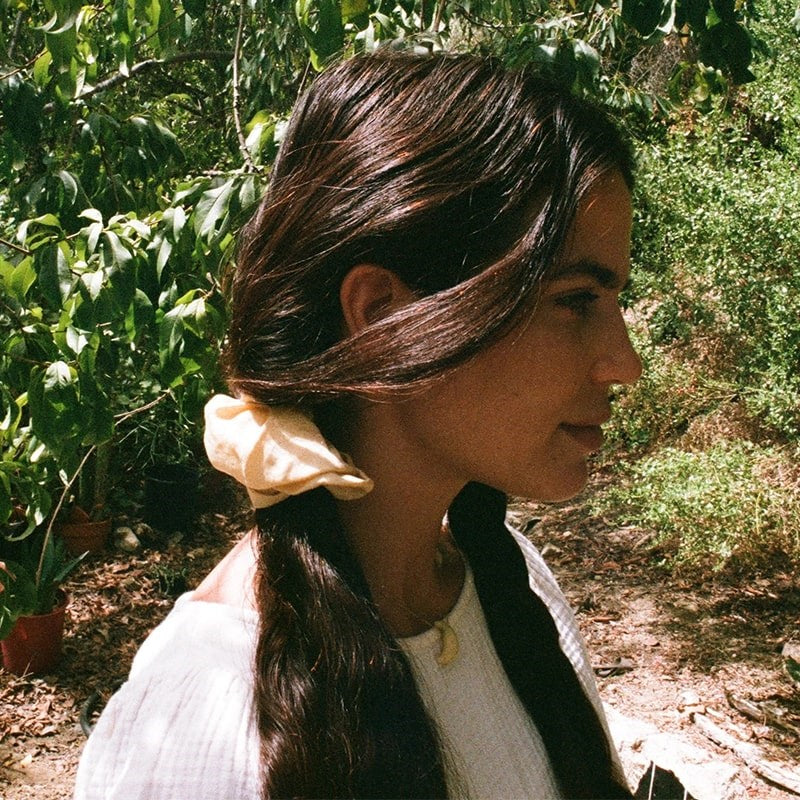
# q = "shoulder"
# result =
<box><xmin>505</xmin><ymin>523</ymin><xmax>598</xmax><ymax>700</ymax></box>
<box><xmin>74</xmin><ymin>596</ymin><xmax>261</xmax><ymax>800</ymax></box>
<box><xmin>506</xmin><ymin>521</ymin><xmax>625</xmax><ymax>781</ymax></box>
<box><xmin>506</xmin><ymin>523</ymin><xmax>571</xmax><ymax>614</ymax></box>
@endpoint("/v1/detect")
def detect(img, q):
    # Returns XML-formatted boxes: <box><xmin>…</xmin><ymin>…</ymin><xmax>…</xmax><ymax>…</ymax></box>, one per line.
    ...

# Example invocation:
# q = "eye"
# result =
<box><xmin>554</xmin><ymin>290</ymin><xmax>599</xmax><ymax>316</ymax></box>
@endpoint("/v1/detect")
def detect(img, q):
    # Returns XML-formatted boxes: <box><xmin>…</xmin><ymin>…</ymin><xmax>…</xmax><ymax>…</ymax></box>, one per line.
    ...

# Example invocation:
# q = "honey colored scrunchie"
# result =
<box><xmin>203</xmin><ymin>394</ymin><xmax>373</xmax><ymax>508</ymax></box>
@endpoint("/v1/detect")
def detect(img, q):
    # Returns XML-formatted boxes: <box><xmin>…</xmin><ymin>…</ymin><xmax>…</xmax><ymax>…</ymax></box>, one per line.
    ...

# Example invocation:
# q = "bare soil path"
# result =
<box><xmin>518</xmin><ymin>494</ymin><xmax>800</xmax><ymax>800</ymax></box>
<box><xmin>2</xmin><ymin>479</ymin><xmax>799</xmax><ymax>799</ymax></box>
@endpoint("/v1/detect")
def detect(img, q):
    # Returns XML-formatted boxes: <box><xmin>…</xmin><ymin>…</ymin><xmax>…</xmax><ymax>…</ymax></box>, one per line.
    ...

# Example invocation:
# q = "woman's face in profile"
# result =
<box><xmin>391</xmin><ymin>171</ymin><xmax>642</xmax><ymax>502</ymax></box>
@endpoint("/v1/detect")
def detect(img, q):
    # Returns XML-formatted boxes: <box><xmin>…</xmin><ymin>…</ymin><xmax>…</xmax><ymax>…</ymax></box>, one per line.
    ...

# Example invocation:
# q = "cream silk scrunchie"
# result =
<box><xmin>203</xmin><ymin>394</ymin><xmax>373</xmax><ymax>508</ymax></box>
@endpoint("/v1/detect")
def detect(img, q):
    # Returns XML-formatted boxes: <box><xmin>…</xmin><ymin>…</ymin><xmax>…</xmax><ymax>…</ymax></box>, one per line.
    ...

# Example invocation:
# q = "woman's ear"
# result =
<box><xmin>339</xmin><ymin>264</ymin><xmax>416</xmax><ymax>335</ymax></box>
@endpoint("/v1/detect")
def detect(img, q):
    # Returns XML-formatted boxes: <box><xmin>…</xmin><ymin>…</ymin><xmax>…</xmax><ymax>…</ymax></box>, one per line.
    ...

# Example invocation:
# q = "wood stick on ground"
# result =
<box><xmin>692</xmin><ymin>712</ymin><xmax>800</xmax><ymax>796</ymax></box>
<box><xmin>726</xmin><ymin>692</ymin><xmax>800</xmax><ymax>738</ymax></box>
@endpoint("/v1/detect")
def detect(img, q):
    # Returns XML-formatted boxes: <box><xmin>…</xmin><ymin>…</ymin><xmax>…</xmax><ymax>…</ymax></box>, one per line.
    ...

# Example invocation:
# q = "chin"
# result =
<box><xmin>516</xmin><ymin>465</ymin><xmax>589</xmax><ymax>504</ymax></box>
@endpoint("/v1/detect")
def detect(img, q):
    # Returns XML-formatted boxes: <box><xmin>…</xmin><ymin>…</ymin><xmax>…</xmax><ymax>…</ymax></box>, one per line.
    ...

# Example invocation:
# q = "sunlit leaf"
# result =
<box><xmin>103</xmin><ymin>230</ymin><xmax>133</xmax><ymax>269</ymax></box>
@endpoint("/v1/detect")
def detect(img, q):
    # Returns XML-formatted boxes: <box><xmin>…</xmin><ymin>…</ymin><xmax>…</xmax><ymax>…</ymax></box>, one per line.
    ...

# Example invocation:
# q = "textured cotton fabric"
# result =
<box><xmin>399</xmin><ymin>564</ymin><xmax>562</xmax><ymax>798</ymax></box>
<box><xmin>74</xmin><ymin>595</ymin><xmax>262</xmax><ymax>800</ymax></box>
<box><xmin>204</xmin><ymin>394</ymin><xmax>373</xmax><ymax>507</ymax></box>
<box><xmin>74</xmin><ymin>528</ymin><xmax>616</xmax><ymax>799</ymax></box>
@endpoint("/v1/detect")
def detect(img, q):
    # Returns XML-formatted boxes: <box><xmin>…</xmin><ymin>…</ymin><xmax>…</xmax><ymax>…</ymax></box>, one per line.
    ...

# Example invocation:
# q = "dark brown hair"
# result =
<box><xmin>225</xmin><ymin>51</ymin><xmax>633</xmax><ymax>798</ymax></box>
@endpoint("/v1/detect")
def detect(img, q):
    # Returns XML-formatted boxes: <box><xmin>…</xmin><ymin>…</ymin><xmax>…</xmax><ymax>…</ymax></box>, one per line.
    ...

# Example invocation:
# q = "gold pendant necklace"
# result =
<box><xmin>431</xmin><ymin>520</ymin><xmax>462</xmax><ymax>667</ymax></box>
<box><xmin>433</xmin><ymin>617</ymin><xmax>459</xmax><ymax>667</ymax></box>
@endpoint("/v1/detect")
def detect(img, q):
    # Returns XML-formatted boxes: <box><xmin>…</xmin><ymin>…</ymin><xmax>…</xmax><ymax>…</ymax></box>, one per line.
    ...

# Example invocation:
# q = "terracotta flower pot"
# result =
<box><xmin>1</xmin><ymin>593</ymin><xmax>68</xmax><ymax>676</ymax></box>
<box><xmin>59</xmin><ymin>516</ymin><xmax>111</xmax><ymax>557</ymax></box>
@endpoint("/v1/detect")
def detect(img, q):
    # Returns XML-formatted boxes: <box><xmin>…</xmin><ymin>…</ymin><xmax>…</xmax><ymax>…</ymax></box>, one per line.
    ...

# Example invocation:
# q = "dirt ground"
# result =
<box><xmin>2</xmin><ymin>478</ymin><xmax>799</xmax><ymax>800</ymax></box>
<box><xmin>517</xmin><ymin>495</ymin><xmax>800</xmax><ymax>800</ymax></box>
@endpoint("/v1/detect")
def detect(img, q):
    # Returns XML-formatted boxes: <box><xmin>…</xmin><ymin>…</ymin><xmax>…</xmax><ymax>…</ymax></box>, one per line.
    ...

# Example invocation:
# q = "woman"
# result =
<box><xmin>75</xmin><ymin>51</ymin><xmax>641</xmax><ymax>799</ymax></box>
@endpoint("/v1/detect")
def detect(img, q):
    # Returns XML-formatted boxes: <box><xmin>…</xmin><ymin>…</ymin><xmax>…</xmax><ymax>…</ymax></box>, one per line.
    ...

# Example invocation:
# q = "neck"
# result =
<box><xmin>335</xmin><ymin>407</ymin><xmax>467</xmax><ymax>637</ymax></box>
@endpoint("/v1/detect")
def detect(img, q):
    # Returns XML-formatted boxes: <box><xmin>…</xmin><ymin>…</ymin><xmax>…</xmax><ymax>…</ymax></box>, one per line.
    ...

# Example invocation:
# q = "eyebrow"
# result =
<box><xmin>548</xmin><ymin>259</ymin><xmax>630</xmax><ymax>291</ymax></box>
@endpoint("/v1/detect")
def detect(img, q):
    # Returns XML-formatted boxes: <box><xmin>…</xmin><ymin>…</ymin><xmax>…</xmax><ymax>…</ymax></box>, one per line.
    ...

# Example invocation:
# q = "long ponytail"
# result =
<box><xmin>252</xmin><ymin>489</ymin><xmax>449</xmax><ymax>798</ymax></box>
<box><xmin>449</xmin><ymin>484</ymin><xmax>631</xmax><ymax>799</ymax></box>
<box><xmin>250</xmin><ymin>484</ymin><xmax>630</xmax><ymax>798</ymax></box>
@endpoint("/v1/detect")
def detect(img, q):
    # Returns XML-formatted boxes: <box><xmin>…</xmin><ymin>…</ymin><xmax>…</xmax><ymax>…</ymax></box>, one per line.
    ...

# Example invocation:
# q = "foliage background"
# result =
<box><xmin>0</xmin><ymin>0</ymin><xmax>797</xmax><ymax>576</ymax></box>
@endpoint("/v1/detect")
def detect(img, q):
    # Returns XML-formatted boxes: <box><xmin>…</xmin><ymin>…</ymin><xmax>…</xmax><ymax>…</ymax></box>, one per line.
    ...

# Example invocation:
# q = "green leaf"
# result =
<box><xmin>112</xmin><ymin>0</ymin><xmax>130</xmax><ymax>35</ymax></box>
<box><xmin>157</xmin><ymin>0</ymin><xmax>179</xmax><ymax>52</ymax></box>
<box><xmin>170</xmin><ymin>205</ymin><xmax>187</xmax><ymax>241</ymax></box>
<box><xmin>125</xmin><ymin>288</ymin><xmax>155</xmax><ymax>340</ymax></box>
<box><xmin>43</xmin><ymin>360</ymin><xmax>74</xmax><ymax>391</ymax></box>
<box><xmin>80</xmin><ymin>268</ymin><xmax>105</xmax><ymax>301</ymax></box>
<box><xmin>46</xmin><ymin>23</ymin><xmax>78</xmax><ymax>73</ymax></box>
<box><xmin>700</xmin><ymin>19</ymin><xmax>754</xmax><ymax>83</ymax></box>
<box><xmin>28</xmin><ymin>363</ymin><xmax>83</xmax><ymax>458</ymax></box>
<box><xmin>104</xmin><ymin>230</ymin><xmax>133</xmax><ymax>269</ymax></box>
<box><xmin>295</xmin><ymin>0</ymin><xmax>345</xmax><ymax>69</ymax></box>
<box><xmin>621</xmin><ymin>0</ymin><xmax>671</xmax><ymax>37</ymax></box>
<box><xmin>193</xmin><ymin>180</ymin><xmax>235</xmax><ymax>240</ymax></box>
<box><xmin>183</xmin><ymin>0</ymin><xmax>206</xmax><ymax>18</ymax></box>
<box><xmin>65</xmin><ymin>326</ymin><xmax>90</xmax><ymax>355</ymax></box>
<box><xmin>0</xmin><ymin>390</ymin><xmax>21</xmax><ymax>439</ymax></box>
<box><xmin>7</xmin><ymin>258</ymin><xmax>37</xmax><ymax>303</ymax></box>
<box><xmin>156</xmin><ymin>237</ymin><xmax>173</xmax><ymax>275</ymax></box>
<box><xmin>158</xmin><ymin>311</ymin><xmax>185</xmax><ymax>387</ymax></box>
<box><xmin>36</xmin><ymin>242</ymin><xmax>74</xmax><ymax>308</ymax></box>
<box><xmin>0</xmin><ymin>561</ymin><xmax>37</xmax><ymax>639</ymax></box>
<box><xmin>3</xmin><ymin>79</ymin><xmax>45</xmax><ymax>147</ymax></box>
<box><xmin>33</xmin><ymin>51</ymin><xmax>53</xmax><ymax>87</ymax></box>
<box><xmin>79</xmin><ymin>208</ymin><xmax>103</xmax><ymax>224</ymax></box>
<box><xmin>573</xmin><ymin>39</ymin><xmax>600</xmax><ymax>81</ymax></box>
<box><xmin>238</xmin><ymin>175</ymin><xmax>259</xmax><ymax>212</ymax></box>
<box><xmin>341</xmin><ymin>0</ymin><xmax>367</xmax><ymax>21</ymax></box>
<box><xmin>680</xmin><ymin>0</ymin><xmax>709</xmax><ymax>30</ymax></box>
<box><xmin>57</xmin><ymin>170</ymin><xmax>79</xmax><ymax>207</ymax></box>
<box><xmin>85</xmin><ymin>222</ymin><xmax>103</xmax><ymax>255</ymax></box>
<box><xmin>77</xmin><ymin>374</ymin><xmax>114</xmax><ymax>446</ymax></box>
<box><xmin>17</xmin><ymin>214</ymin><xmax>62</xmax><ymax>250</ymax></box>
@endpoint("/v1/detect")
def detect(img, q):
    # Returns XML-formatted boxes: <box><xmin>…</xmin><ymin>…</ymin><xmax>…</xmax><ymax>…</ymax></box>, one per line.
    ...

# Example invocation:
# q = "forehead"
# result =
<box><xmin>549</xmin><ymin>172</ymin><xmax>632</xmax><ymax>286</ymax></box>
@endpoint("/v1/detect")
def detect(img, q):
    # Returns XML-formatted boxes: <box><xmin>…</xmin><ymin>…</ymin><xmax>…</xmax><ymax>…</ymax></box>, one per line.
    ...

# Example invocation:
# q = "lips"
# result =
<box><xmin>559</xmin><ymin>423</ymin><xmax>605</xmax><ymax>452</ymax></box>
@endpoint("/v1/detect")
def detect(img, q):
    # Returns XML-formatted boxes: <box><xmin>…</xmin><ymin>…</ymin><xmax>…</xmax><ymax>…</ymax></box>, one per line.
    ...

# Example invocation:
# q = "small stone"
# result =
<box><xmin>133</xmin><ymin>522</ymin><xmax>157</xmax><ymax>542</ymax></box>
<box><xmin>540</xmin><ymin>542</ymin><xmax>562</xmax><ymax>557</ymax></box>
<box><xmin>781</xmin><ymin>638</ymin><xmax>800</xmax><ymax>662</ymax></box>
<box><xmin>114</xmin><ymin>527</ymin><xmax>140</xmax><ymax>553</ymax></box>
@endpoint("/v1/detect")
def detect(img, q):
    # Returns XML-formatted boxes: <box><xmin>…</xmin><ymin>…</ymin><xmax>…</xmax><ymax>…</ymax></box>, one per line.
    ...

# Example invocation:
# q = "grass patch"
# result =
<box><xmin>592</xmin><ymin>440</ymin><xmax>800</xmax><ymax>574</ymax></box>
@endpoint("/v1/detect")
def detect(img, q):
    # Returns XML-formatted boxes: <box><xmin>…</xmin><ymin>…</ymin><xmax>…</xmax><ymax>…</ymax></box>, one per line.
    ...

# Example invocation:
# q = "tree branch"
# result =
<box><xmin>38</xmin><ymin>444</ymin><xmax>96</xmax><ymax>588</ymax></box>
<box><xmin>431</xmin><ymin>0</ymin><xmax>448</xmax><ymax>32</ymax></box>
<box><xmin>231</xmin><ymin>0</ymin><xmax>256</xmax><ymax>172</ymax></box>
<box><xmin>114</xmin><ymin>390</ymin><xmax>171</xmax><ymax>424</ymax></box>
<box><xmin>0</xmin><ymin>50</ymin><xmax>43</xmax><ymax>82</ymax></box>
<box><xmin>7</xmin><ymin>10</ymin><xmax>25</xmax><ymax>60</ymax></box>
<box><xmin>0</xmin><ymin>236</ymin><xmax>32</xmax><ymax>256</ymax></box>
<box><xmin>41</xmin><ymin>50</ymin><xmax>231</xmax><ymax>112</ymax></box>
<box><xmin>97</xmin><ymin>138</ymin><xmax>121</xmax><ymax>208</ymax></box>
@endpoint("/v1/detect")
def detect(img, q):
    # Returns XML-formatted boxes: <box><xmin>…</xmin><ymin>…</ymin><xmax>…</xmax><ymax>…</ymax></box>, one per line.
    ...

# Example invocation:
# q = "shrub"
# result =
<box><xmin>625</xmin><ymin>119</ymin><xmax>800</xmax><ymax>447</ymax></box>
<box><xmin>592</xmin><ymin>440</ymin><xmax>800</xmax><ymax>573</ymax></box>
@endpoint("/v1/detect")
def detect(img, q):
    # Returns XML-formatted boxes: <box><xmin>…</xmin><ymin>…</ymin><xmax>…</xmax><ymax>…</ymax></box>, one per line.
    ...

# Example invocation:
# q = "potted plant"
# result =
<box><xmin>118</xmin><ymin>390</ymin><xmax>205</xmax><ymax>533</ymax></box>
<box><xmin>58</xmin><ymin>504</ymin><xmax>112</xmax><ymax>556</ymax></box>
<box><xmin>0</xmin><ymin>530</ymin><xmax>85</xmax><ymax>675</ymax></box>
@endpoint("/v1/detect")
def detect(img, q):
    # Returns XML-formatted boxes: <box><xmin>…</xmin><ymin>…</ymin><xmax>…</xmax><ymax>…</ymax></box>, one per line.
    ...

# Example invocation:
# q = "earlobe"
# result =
<box><xmin>339</xmin><ymin>264</ymin><xmax>416</xmax><ymax>335</ymax></box>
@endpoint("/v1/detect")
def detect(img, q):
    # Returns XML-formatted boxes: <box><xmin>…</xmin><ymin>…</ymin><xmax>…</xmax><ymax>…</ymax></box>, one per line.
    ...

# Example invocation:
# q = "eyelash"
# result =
<box><xmin>554</xmin><ymin>291</ymin><xmax>599</xmax><ymax>316</ymax></box>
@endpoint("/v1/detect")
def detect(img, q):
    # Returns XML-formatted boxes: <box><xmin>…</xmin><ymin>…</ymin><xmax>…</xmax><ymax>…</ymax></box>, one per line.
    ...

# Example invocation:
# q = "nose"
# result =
<box><xmin>591</xmin><ymin>311</ymin><xmax>642</xmax><ymax>386</ymax></box>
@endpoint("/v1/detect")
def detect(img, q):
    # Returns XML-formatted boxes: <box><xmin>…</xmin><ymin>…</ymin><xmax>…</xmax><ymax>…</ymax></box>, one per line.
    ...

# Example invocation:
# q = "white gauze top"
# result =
<box><xmin>399</xmin><ymin>565</ymin><xmax>561</xmax><ymax>798</ymax></box>
<box><xmin>74</xmin><ymin>528</ymin><xmax>617</xmax><ymax>800</ymax></box>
